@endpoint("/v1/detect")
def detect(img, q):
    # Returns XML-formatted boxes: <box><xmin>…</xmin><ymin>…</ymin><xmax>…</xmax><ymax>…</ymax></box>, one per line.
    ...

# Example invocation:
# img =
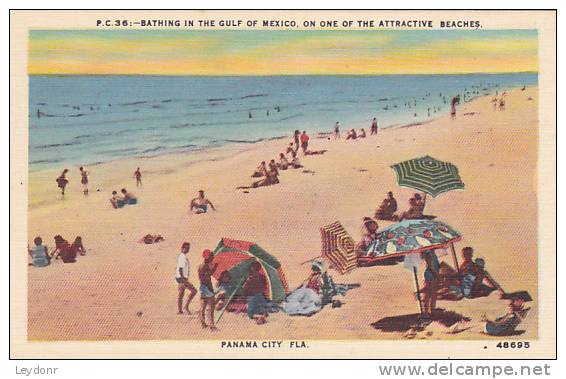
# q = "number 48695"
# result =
<box><xmin>496</xmin><ymin>341</ymin><xmax>530</xmax><ymax>348</ymax></box>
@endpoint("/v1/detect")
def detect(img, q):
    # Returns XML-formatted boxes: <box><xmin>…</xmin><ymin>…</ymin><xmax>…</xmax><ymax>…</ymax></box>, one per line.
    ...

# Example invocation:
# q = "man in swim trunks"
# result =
<box><xmin>198</xmin><ymin>249</ymin><xmax>218</xmax><ymax>330</ymax></box>
<box><xmin>190</xmin><ymin>190</ymin><xmax>216</xmax><ymax>214</ymax></box>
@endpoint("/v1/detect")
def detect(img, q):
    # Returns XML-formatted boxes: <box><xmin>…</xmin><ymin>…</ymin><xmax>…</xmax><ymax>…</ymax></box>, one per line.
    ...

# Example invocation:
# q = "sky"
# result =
<box><xmin>28</xmin><ymin>29</ymin><xmax>538</xmax><ymax>75</ymax></box>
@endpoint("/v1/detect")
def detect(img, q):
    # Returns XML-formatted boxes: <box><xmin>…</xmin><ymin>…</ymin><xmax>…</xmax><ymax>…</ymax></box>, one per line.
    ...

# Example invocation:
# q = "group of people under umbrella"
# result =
<box><xmin>176</xmin><ymin>155</ymin><xmax>531</xmax><ymax>336</ymax></box>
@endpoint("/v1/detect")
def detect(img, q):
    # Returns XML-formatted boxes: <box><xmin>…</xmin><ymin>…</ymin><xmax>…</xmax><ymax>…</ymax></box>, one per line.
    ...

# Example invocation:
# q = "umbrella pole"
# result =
<box><xmin>450</xmin><ymin>242</ymin><xmax>460</xmax><ymax>273</ymax></box>
<box><xmin>413</xmin><ymin>267</ymin><xmax>424</xmax><ymax>315</ymax></box>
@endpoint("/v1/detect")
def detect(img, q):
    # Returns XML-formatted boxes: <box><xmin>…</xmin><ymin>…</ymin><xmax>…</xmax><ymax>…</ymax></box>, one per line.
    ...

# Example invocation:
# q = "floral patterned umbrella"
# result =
<box><xmin>358</xmin><ymin>219</ymin><xmax>461</xmax><ymax>264</ymax></box>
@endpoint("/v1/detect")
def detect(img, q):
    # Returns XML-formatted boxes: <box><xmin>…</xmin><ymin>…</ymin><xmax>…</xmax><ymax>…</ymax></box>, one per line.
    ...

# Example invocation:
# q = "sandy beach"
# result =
<box><xmin>27</xmin><ymin>87</ymin><xmax>538</xmax><ymax>341</ymax></box>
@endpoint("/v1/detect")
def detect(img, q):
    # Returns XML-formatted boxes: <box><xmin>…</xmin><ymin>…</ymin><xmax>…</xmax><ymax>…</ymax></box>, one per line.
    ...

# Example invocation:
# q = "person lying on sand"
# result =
<box><xmin>190</xmin><ymin>190</ymin><xmax>216</xmax><ymax>214</ymax></box>
<box><xmin>121</xmin><ymin>188</ymin><xmax>137</xmax><ymax>204</ymax></box>
<box><xmin>304</xmin><ymin>149</ymin><xmax>328</xmax><ymax>156</ymax></box>
<box><xmin>243</xmin><ymin>261</ymin><xmax>269</xmax><ymax>325</ymax></box>
<box><xmin>198</xmin><ymin>249</ymin><xmax>218</xmax><ymax>330</ymax></box>
<box><xmin>355</xmin><ymin>217</ymin><xmax>380</xmax><ymax>255</ymax></box>
<box><xmin>251</xmin><ymin>161</ymin><xmax>268</xmax><ymax>178</ymax></box>
<box><xmin>142</xmin><ymin>234</ymin><xmax>164</xmax><ymax>244</ymax></box>
<box><xmin>28</xmin><ymin>236</ymin><xmax>50</xmax><ymax>268</ymax></box>
<box><xmin>237</xmin><ymin>169</ymin><xmax>279</xmax><ymax>190</ymax></box>
<box><xmin>359</xmin><ymin>128</ymin><xmax>367</xmax><ymax>138</ymax></box>
<box><xmin>482</xmin><ymin>293</ymin><xmax>531</xmax><ymax>336</ymax></box>
<box><xmin>277</xmin><ymin>153</ymin><xmax>289</xmax><ymax>170</ymax></box>
<box><xmin>375</xmin><ymin>191</ymin><xmax>398</xmax><ymax>221</ymax></box>
<box><xmin>346</xmin><ymin>129</ymin><xmax>357</xmax><ymax>140</ymax></box>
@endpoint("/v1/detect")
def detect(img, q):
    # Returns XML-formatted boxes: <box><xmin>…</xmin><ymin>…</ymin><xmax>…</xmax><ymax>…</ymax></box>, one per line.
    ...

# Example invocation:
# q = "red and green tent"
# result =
<box><xmin>211</xmin><ymin>238</ymin><xmax>289</xmax><ymax>303</ymax></box>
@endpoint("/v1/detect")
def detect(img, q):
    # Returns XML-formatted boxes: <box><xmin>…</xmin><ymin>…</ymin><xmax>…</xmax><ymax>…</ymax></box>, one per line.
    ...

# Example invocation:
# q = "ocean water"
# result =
<box><xmin>29</xmin><ymin>73</ymin><xmax>537</xmax><ymax>171</ymax></box>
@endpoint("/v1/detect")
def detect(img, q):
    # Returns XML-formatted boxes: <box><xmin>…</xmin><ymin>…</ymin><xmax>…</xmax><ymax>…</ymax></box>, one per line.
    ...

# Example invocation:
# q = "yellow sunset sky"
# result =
<box><xmin>28</xmin><ymin>30</ymin><xmax>538</xmax><ymax>75</ymax></box>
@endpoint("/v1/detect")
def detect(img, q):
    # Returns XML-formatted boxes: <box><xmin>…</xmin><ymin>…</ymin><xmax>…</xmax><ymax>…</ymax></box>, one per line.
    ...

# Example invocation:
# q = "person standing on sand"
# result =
<box><xmin>370</xmin><ymin>118</ymin><xmax>378</xmax><ymax>135</ymax></box>
<box><xmin>300</xmin><ymin>131</ymin><xmax>310</xmax><ymax>153</ymax></box>
<box><xmin>293</xmin><ymin>130</ymin><xmax>301</xmax><ymax>152</ymax></box>
<box><xmin>333</xmin><ymin>122</ymin><xmax>341</xmax><ymax>139</ymax></box>
<box><xmin>134</xmin><ymin>167</ymin><xmax>142</xmax><ymax>187</ymax></box>
<box><xmin>176</xmin><ymin>242</ymin><xmax>197</xmax><ymax>315</ymax></box>
<box><xmin>56</xmin><ymin>169</ymin><xmax>69</xmax><ymax>196</ymax></box>
<box><xmin>198</xmin><ymin>249</ymin><xmax>218</xmax><ymax>330</ymax></box>
<box><xmin>421</xmin><ymin>250</ymin><xmax>440</xmax><ymax>318</ymax></box>
<box><xmin>79</xmin><ymin>166</ymin><xmax>89</xmax><ymax>195</ymax></box>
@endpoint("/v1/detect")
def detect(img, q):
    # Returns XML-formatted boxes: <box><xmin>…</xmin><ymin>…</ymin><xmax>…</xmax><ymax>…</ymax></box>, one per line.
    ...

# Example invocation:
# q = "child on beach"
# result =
<box><xmin>79</xmin><ymin>166</ymin><xmax>89</xmax><ymax>195</ymax></box>
<box><xmin>56</xmin><ymin>169</ymin><xmax>69</xmax><ymax>196</ymax></box>
<box><xmin>359</xmin><ymin>128</ymin><xmax>367</xmax><ymax>138</ymax></box>
<box><xmin>190</xmin><ymin>190</ymin><xmax>216</xmax><ymax>214</ymax></box>
<box><xmin>28</xmin><ymin>237</ymin><xmax>50</xmax><ymax>268</ymax></box>
<box><xmin>176</xmin><ymin>242</ymin><xmax>197</xmax><ymax>315</ymax></box>
<box><xmin>134</xmin><ymin>167</ymin><xmax>142</xmax><ymax>187</ymax></box>
<box><xmin>198</xmin><ymin>249</ymin><xmax>218</xmax><ymax>330</ymax></box>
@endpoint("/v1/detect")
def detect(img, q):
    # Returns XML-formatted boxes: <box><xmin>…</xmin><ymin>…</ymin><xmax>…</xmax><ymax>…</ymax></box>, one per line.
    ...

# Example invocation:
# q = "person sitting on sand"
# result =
<box><xmin>109</xmin><ymin>191</ymin><xmax>124</xmax><ymax>209</ymax></box>
<box><xmin>252</xmin><ymin>161</ymin><xmax>268</xmax><ymax>178</ymax></box>
<box><xmin>277</xmin><ymin>153</ymin><xmax>289</xmax><ymax>170</ymax></box>
<box><xmin>56</xmin><ymin>169</ymin><xmax>69</xmax><ymax>196</ymax></box>
<box><xmin>458</xmin><ymin>247</ymin><xmax>499</xmax><ymax>296</ymax></box>
<box><xmin>215</xmin><ymin>271</ymin><xmax>234</xmax><ymax>311</ymax></box>
<box><xmin>375</xmin><ymin>191</ymin><xmax>398</xmax><ymax>221</ymax></box>
<box><xmin>300</xmin><ymin>131</ymin><xmax>310</xmax><ymax>153</ymax></box>
<box><xmin>52</xmin><ymin>235</ymin><xmax>76</xmax><ymax>263</ymax></box>
<box><xmin>483</xmin><ymin>292</ymin><xmax>531</xmax><ymax>336</ymax></box>
<box><xmin>134</xmin><ymin>167</ymin><xmax>142</xmax><ymax>187</ymax></box>
<box><xmin>176</xmin><ymin>242</ymin><xmax>197</xmax><ymax>315</ymax></box>
<box><xmin>243</xmin><ymin>261</ymin><xmax>269</xmax><ymax>325</ymax></box>
<box><xmin>79</xmin><ymin>166</ymin><xmax>89</xmax><ymax>195</ymax></box>
<box><xmin>71</xmin><ymin>236</ymin><xmax>86</xmax><ymax>256</ymax></box>
<box><xmin>285</xmin><ymin>143</ymin><xmax>295</xmax><ymax>156</ymax></box>
<box><xmin>266</xmin><ymin>163</ymin><xmax>280</xmax><ymax>185</ymax></box>
<box><xmin>190</xmin><ymin>190</ymin><xmax>216</xmax><ymax>214</ymax></box>
<box><xmin>269</xmin><ymin>159</ymin><xmax>279</xmax><ymax>177</ymax></box>
<box><xmin>346</xmin><ymin>129</ymin><xmax>357</xmax><ymax>140</ymax></box>
<box><xmin>355</xmin><ymin>217</ymin><xmax>380</xmax><ymax>255</ymax></box>
<box><xmin>289</xmin><ymin>150</ymin><xmax>303</xmax><ymax>169</ymax></box>
<box><xmin>120</xmin><ymin>188</ymin><xmax>137</xmax><ymax>204</ymax></box>
<box><xmin>499</xmin><ymin>98</ymin><xmax>506</xmax><ymax>111</ymax></box>
<box><xmin>304</xmin><ymin>260</ymin><xmax>342</xmax><ymax>305</ymax></box>
<box><xmin>370</xmin><ymin>118</ymin><xmax>378</xmax><ymax>135</ymax></box>
<box><xmin>359</xmin><ymin>128</ymin><xmax>366</xmax><ymax>138</ymax></box>
<box><xmin>198</xmin><ymin>249</ymin><xmax>218</xmax><ymax>330</ymax></box>
<box><xmin>399</xmin><ymin>193</ymin><xmax>430</xmax><ymax>220</ymax></box>
<box><xmin>28</xmin><ymin>236</ymin><xmax>50</xmax><ymax>267</ymax></box>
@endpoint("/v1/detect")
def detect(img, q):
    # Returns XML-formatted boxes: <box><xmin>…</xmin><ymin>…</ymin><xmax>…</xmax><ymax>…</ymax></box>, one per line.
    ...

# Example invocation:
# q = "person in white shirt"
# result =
<box><xmin>176</xmin><ymin>242</ymin><xmax>197</xmax><ymax>315</ymax></box>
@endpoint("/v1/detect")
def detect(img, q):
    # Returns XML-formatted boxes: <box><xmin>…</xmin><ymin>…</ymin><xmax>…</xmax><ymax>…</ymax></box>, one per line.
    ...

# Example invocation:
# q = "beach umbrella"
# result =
<box><xmin>211</xmin><ymin>238</ymin><xmax>289</xmax><ymax>303</ymax></box>
<box><xmin>390</xmin><ymin>155</ymin><xmax>464</xmax><ymax>197</ymax></box>
<box><xmin>359</xmin><ymin>219</ymin><xmax>462</xmax><ymax>314</ymax></box>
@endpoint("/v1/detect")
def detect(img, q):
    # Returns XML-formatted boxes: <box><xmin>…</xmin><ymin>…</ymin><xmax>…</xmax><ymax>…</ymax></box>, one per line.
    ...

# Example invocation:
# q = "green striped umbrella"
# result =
<box><xmin>390</xmin><ymin>156</ymin><xmax>464</xmax><ymax>197</ymax></box>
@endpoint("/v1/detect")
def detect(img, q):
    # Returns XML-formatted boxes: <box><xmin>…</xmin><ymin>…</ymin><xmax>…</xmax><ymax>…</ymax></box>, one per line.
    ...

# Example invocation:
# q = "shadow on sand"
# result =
<box><xmin>371</xmin><ymin>309</ymin><xmax>471</xmax><ymax>333</ymax></box>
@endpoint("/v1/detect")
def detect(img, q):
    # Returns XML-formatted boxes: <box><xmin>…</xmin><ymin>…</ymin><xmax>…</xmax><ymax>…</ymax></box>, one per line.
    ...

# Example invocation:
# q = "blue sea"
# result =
<box><xmin>29</xmin><ymin>73</ymin><xmax>537</xmax><ymax>171</ymax></box>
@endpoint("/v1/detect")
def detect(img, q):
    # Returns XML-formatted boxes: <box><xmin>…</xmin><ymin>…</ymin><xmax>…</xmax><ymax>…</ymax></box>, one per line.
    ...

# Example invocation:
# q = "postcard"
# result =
<box><xmin>9</xmin><ymin>10</ymin><xmax>556</xmax><ymax>359</ymax></box>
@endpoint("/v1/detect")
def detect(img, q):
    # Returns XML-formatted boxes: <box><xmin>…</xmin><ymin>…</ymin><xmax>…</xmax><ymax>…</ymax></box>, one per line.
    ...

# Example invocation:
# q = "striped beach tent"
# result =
<box><xmin>390</xmin><ymin>155</ymin><xmax>464</xmax><ymax>197</ymax></box>
<box><xmin>320</xmin><ymin>221</ymin><xmax>357</xmax><ymax>274</ymax></box>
